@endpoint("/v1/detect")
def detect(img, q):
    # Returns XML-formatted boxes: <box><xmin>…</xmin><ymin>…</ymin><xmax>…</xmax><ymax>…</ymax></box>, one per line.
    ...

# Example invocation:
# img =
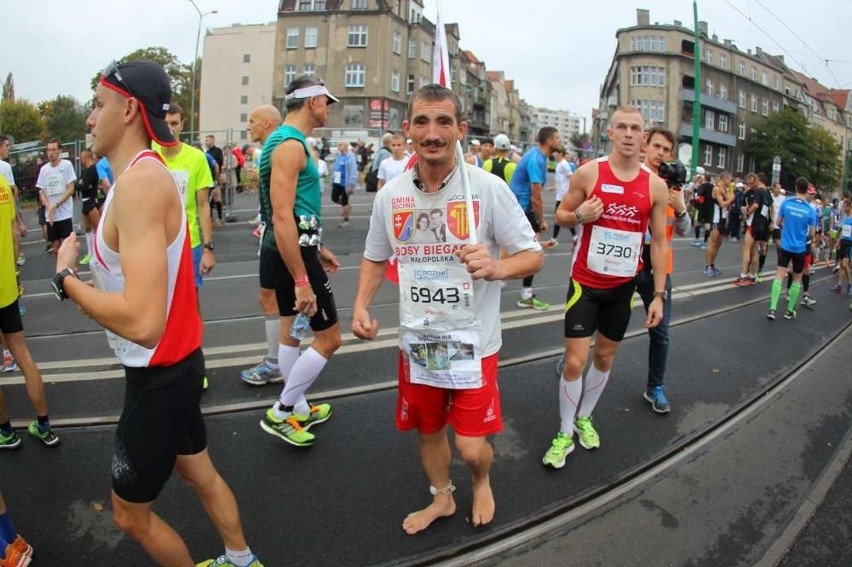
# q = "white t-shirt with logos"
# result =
<box><xmin>36</xmin><ymin>159</ymin><xmax>76</xmax><ymax>221</ymax></box>
<box><xmin>378</xmin><ymin>156</ymin><xmax>408</xmax><ymax>185</ymax></box>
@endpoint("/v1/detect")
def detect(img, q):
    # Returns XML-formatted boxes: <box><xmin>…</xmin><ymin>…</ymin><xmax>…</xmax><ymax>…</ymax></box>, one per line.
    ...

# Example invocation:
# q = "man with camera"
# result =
<box><xmin>636</xmin><ymin>127</ymin><xmax>691</xmax><ymax>413</ymax></box>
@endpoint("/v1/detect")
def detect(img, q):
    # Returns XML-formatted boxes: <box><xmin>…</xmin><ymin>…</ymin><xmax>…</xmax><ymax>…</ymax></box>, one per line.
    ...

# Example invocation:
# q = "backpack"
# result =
<box><xmin>365</xmin><ymin>168</ymin><xmax>379</xmax><ymax>192</ymax></box>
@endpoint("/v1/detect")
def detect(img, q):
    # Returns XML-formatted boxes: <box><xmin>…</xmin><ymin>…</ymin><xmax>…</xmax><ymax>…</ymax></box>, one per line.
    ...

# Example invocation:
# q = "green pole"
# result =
<box><xmin>691</xmin><ymin>0</ymin><xmax>701</xmax><ymax>177</ymax></box>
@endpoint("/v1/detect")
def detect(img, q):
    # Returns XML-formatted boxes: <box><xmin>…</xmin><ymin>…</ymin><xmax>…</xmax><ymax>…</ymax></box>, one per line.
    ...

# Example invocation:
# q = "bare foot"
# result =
<box><xmin>402</xmin><ymin>496</ymin><xmax>456</xmax><ymax>535</ymax></box>
<box><xmin>471</xmin><ymin>477</ymin><xmax>495</xmax><ymax>527</ymax></box>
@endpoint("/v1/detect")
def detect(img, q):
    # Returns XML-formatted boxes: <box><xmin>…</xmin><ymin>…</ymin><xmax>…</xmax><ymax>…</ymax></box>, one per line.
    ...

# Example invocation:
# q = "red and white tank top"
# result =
<box><xmin>90</xmin><ymin>150</ymin><xmax>202</xmax><ymax>368</ymax></box>
<box><xmin>570</xmin><ymin>157</ymin><xmax>653</xmax><ymax>289</ymax></box>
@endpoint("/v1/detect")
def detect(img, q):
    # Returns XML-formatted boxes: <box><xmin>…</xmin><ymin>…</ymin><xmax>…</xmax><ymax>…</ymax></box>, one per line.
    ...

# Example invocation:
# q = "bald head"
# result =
<box><xmin>248</xmin><ymin>104</ymin><xmax>282</xmax><ymax>144</ymax></box>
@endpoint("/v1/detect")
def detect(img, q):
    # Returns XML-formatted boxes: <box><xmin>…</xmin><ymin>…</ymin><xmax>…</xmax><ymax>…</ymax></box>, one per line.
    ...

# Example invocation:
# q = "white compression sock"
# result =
<box><xmin>279</xmin><ymin>347</ymin><xmax>328</xmax><ymax>414</ymax></box>
<box><xmin>265</xmin><ymin>316</ymin><xmax>281</xmax><ymax>361</ymax></box>
<box><xmin>559</xmin><ymin>378</ymin><xmax>583</xmax><ymax>434</ymax></box>
<box><xmin>85</xmin><ymin>231</ymin><xmax>94</xmax><ymax>256</ymax></box>
<box><xmin>577</xmin><ymin>365</ymin><xmax>611</xmax><ymax>418</ymax></box>
<box><xmin>277</xmin><ymin>343</ymin><xmax>300</xmax><ymax>381</ymax></box>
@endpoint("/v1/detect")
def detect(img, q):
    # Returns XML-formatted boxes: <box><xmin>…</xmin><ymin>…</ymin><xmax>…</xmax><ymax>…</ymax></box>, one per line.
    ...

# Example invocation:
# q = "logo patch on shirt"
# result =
<box><xmin>446</xmin><ymin>200</ymin><xmax>480</xmax><ymax>241</ymax></box>
<box><xmin>393</xmin><ymin>210</ymin><xmax>415</xmax><ymax>242</ymax></box>
<box><xmin>602</xmin><ymin>184</ymin><xmax>625</xmax><ymax>194</ymax></box>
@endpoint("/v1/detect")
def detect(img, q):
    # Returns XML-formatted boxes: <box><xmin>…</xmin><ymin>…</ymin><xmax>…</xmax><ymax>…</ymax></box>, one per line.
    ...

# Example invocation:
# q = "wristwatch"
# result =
<box><xmin>653</xmin><ymin>291</ymin><xmax>667</xmax><ymax>302</ymax></box>
<box><xmin>203</xmin><ymin>241</ymin><xmax>215</xmax><ymax>251</ymax></box>
<box><xmin>51</xmin><ymin>268</ymin><xmax>79</xmax><ymax>301</ymax></box>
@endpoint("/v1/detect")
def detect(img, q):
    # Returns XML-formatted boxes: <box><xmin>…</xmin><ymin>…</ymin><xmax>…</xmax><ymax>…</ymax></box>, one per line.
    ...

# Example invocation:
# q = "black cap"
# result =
<box><xmin>100</xmin><ymin>60</ymin><xmax>176</xmax><ymax>147</ymax></box>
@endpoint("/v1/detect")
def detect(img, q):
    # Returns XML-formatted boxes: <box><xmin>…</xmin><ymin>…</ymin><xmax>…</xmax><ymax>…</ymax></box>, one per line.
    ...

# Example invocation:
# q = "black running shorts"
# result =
<box><xmin>777</xmin><ymin>247</ymin><xmax>807</xmax><ymax>274</ymax></box>
<box><xmin>112</xmin><ymin>349</ymin><xmax>207</xmax><ymax>503</ymax></box>
<box><xmin>331</xmin><ymin>184</ymin><xmax>350</xmax><ymax>207</ymax></box>
<box><xmin>563</xmin><ymin>278</ymin><xmax>637</xmax><ymax>341</ymax></box>
<box><xmin>0</xmin><ymin>300</ymin><xmax>23</xmax><ymax>335</ymax></box>
<box><xmin>258</xmin><ymin>244</ymin><xmax>339</xmax><ymax>332</ymax></box>
<box><xmin>82</xmin><ymin>198</ymin><xmax>99</xmax><ymax>215</ymax></box>
<box><xmin>46</xmin><ymin>218</ymin><xmax>73</xmax><ymax>243</ymax></box>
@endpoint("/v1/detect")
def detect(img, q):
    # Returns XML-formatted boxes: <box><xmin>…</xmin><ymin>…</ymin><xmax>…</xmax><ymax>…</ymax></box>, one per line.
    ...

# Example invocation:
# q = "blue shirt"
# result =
<box><xmin>779</xmin><ymin>197</ymin><xmax>817</xmax><ymax>253</ymax></box>
<box><xmin>509</xmin><ymin>147</ymin><xmax>547</xmax><ymax>212</ymax></box>
<box><xmin>332</xmin><ymin>151</ymin><xmax>358</xmax><ymax>189</ymax></box>
<box><xmin>96</xmin><ymin>157</ymin><xmax>114</xmax><ymax>185</ymax></box>
<box><xmin>840</xmin><ymin>216</ymin><xmax>852</xmax><ymax>242</ymax></box>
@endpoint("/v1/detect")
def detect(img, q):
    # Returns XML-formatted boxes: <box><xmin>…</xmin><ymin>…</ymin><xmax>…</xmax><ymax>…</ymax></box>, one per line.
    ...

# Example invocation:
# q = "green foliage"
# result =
<box><xmin>0</xmin><ymin>99</ymin><xmax>45</xmax><ymax>143</ymax></box>
<box><xmin>747</xmin><ymin>107</ymin><xmax>843</xmax><ymax>189</ymax></box>
<box><xmin>2</xmin><ymin>73</ymin><xmax>14</xmax><ymax>103</ymax></box>
<box><xmin>570</xmin><ymin>132</ymin><xmax>590</xmax><ymax>153</ymax></box>
<box><xmin>45</xmin><ymin>95</ymin><xmax>89</xmax><ymax>143</ymax></box>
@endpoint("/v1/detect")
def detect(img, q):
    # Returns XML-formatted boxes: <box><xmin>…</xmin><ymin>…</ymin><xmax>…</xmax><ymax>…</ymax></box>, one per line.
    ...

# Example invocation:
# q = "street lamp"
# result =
<box><xmin>189</xmin><ymin>0</ymin><xmax>217</xmax><ymax>139</ymax></box>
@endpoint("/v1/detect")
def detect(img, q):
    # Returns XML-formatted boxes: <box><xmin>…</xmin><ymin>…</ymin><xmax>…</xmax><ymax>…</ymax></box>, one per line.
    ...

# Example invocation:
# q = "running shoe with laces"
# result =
<box><xmin>783</xmin><ymin>309</ymin><xmax>797</xmax><ymax>320</ymax></box>
<box><xmin>259</xmin><ymin>409</ymin><xmax>314</xmax><ymax>447</ymax></box>
<box><xmin>202</xmin><ymin>376</ymin><xmax>209</xmax><ymax>390</ymax></box>
<box><xmin>573</xmin><ymin>416</ymin><xmax>600</xmax><ymax>450</ymax></box>
<box><xmin>643</xmin><ymin>386</ymin><xmax>671</xmax><ymax>414</ymax></box>
<box><xmin>27</xmin><ymin>421</ymin><xmax>60</xmax><ymax>447</ymax></box>
<box><xmin>542</xmin><ymin>432</ymin><xmax>574</xmax><ymax>469</ymax></box>
<box><xmin>338</xmin><ymin>219</ymin><xmax>350</xmax><ymax>228</ymax></box>
<box><xmin>755</xmin><ymin>273</ymin><xmax>763</xmax><ymax>283</ymax></box>
<box><xmin>293</xmin><ymin>403</ymin><xmax>332</xmax><ymax>430</ymax></box>
<box><xmin>6</xmin><ymin>535</ymin><xmax>33</xmax><ymax>565</ymax></box>
<box><xmin>801</xmin><ymin>296</ymin><xmax>816</xmax><ymax>308</ymax></box>
<box><xmin>239</xmin><ymin>358</ymin><xmax>283</xmax><ymax>386</ymax></box>
<box><xmin>517</xmin><ymin>295</ymin><xmax>550</xmax><ymax>310</ymax></box>
<box><xmin>830</xmin><ymin>284</ymin><xmax>842</xmax><ymax>294</ymax></box>
<box><xmin>196</xmin><ymin>554</ymin><xmax>264</xmax><ymax>567</ymax></box>
<box><xmin>78</xmin><ymin>254</ymin><xmax>92</xmax><ymax>266</ymax></box>
<box><xmin>733</xmin><ymin>276</ymin><xmax>748</xmax><ymax>286</ymax></box>
<box><xmin>0</xmin><ymin>429</ymin><xmax>21</xmax><ymax>450</ymax></box>
<box><xmin>15</xmin><ymin>254</ymin><xmax>25</xmax><ymax>267</ymax></box>
<box><xmin>1</xmin><ymin>537</ymin><xmax>32</xmax><ymax>567</ymax></box>
<box><xmin>541</xmin><ymin>238</ymin><xmax>559</xmax><ymax>250</ymax></box>
<box><xmin>2</xmin><ymin>350</ymin><xmax>17</xmax><ymax>373</ymax></box>
<box><xmin>766</xmin><ymin>309</ymin><xmax>776</xmax><ymax>320</ymax></box>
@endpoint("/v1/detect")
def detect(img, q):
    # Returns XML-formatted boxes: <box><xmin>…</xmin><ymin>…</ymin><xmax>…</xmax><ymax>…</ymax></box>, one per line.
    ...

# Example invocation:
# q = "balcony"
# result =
<box><xmin>679</xmin><ymin>122</ymin><xmax>737</xmax><ymax>147</ymax></box>
<box><xmin>681</xmin><ymin>89</ymin><xmax>737</xmax><ymax>114</ymax></box>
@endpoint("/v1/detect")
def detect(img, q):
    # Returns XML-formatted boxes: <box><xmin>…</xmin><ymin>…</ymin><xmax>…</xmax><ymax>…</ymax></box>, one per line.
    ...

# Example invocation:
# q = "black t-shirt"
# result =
<box><xmin>748</xmin><ymin>187</ymin><xmax>772</xmax><ymax>229</ymax></box>
<box><xmin>78</xmin><ymin>164</ymin><xmax>99</xmax><ymax>200</ymax></box>
<box><xmin>207</xmin><ymin>145</ymin><xmax>224</xmax><ymax>169</ymax></box>
<box><xmin>696</xmin><ymin>182</ymin><xmax>715</xmax><ymax>220</ymax></box>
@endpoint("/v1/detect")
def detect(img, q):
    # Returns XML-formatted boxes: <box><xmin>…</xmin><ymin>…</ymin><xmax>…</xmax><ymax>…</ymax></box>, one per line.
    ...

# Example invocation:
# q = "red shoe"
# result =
<box><xmin>2</xmin><ymin>535</ymin><xmax>33</xmax><ymax>567</ymax></box>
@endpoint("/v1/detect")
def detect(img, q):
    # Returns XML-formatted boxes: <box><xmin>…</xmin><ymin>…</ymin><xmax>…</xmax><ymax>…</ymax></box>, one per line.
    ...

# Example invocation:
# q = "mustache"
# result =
<box><xmin>419</xmin><ymin>139</ymin><xmax>447</xmax><ymax>148</ymax></box>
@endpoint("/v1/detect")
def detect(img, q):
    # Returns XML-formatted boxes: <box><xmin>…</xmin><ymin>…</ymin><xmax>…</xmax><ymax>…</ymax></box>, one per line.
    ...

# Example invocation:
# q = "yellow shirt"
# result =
<box><xmin>0</xmin><ymin>177</ymin><xmax>17</xmax><ymax>308</ymax></box>
<box><xmin>152</xmin><ymin>142</ymin><xmax>214</xmax><ymax>248</ymax></box>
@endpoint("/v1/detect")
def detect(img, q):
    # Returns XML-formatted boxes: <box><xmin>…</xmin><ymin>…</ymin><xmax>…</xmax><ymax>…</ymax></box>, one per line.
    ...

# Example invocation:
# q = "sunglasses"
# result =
<box><xmin>102</xmin><ymin>60</ymin><xmax>136</xmax><ymax>98</ymax></box>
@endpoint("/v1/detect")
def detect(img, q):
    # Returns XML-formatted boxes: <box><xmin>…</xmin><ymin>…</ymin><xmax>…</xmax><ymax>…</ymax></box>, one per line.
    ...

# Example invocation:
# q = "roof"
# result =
<box><xmin>828</xmin><ymin>89</ymin><xmax>850</xmax><ymax>110</ymax></box>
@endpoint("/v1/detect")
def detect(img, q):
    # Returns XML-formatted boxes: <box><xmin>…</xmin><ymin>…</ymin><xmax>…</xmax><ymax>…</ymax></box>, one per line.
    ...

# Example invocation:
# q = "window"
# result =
<box><xmin>303</xmin><ymin>63</ymin><xmax>315</xmax><ymax>76</ymax></box>
<box><xmin>408</xmin><ymin>39</ymin><xmax>417</xmax><ymax>58</ymax></box>
<box><xmin>629</xmin><ymin>66</ymin><xmax>666</xmax><ymax>87</ymax></box>
<box><xmin>704</xmin><ymin>144</ymin><xmax>713</xmax><ymax>166</ymax></box>
<box><xmin>240</xmin><ymin>131</ymin><xmax>247</xmax><ymax>141</ymax></box>
<box><xmin>719</xmin><ymin>83</ymin><xmax>728</xmax><ymax>100</ymax></box>
<box><xmin>421</xmin><ymin>41</ymin><xmax>431</xmax><ymax>63</ymax></box>
<box><xmin>738</xmin><ymin>61</ymin><xmax>745</xmax><ymax>75</ymax></box>
<box><xmin>298</xmin><ymin>0</ymin><xmax>326</xmax><ymax>10</ymax></box>
<box><xmin>773</xmin><ymin>76</ymin><xmax>779</xmax><ymax>90</ymax></box>
<box><xmin>719</xmin><ymin>114</ymin><xmax>728</xmax><ymax>133</ymax></box>
<box><xmin>772</xmin><ymin>101</ymin><xmax>780</xmax><ymax>113</ymax></box>
<box><xmin>738</xmin><ymin>121</ymin><xmax>746</xmax><ymax>140</ymax></box>
<box><xmin>739</xmin><ymin>89</ymin><xmax>746</xmax><ymax>108</ymax></box>
<box><xmin>240</xmin><ymin>113</ymin><xmax>248</xmax><ymax>123</ymax></box>
<box><xmin>828</xmin><ymin>106</ymin><xmax>837</xmax><ymax>121</ymax></box>
<box><xmin>305</xmin><ymin>26</ymin><xmax>318</xmax><ymax>48</ymax></box>
<box><xmin>761</xmin><ymin>71</ymin><xmax>768</xmax><ymax>86</ymax></box>
<box><xmin>751</xmin><ymin>66</ymin><xmax>757</xmax><ymax>81</ymax></box>
<box><xmin>391</xmin><ymin>70</ymin><xmax>400</xmax><ymax>92</ymax></box>
<box><xmin>240</xmin><ymin>95</ymin><xmax>248</xmax><ymax>104</ymax></box>
<box><xmin>705</xmin><ymin>48</ymin><xmax>713</xmax><ymax>65</ymax></box>
<box><xmin>392</xmin><ymin>32</ymin><xmax>401</xmax><ymax>55</ymax></box>
<box><xmin>243</xmin><ymin>54</ymin><xmax>251</xmax><ymax>63</ymax></box>
<box><xmin>407</xmin><ymin>74</ymin><xmax>415</xmax><ymax>94</ymax></box>
<box><xmin>345</xmin><ymin>63</ymin><xmax>366</xmax><ymax>87</ymax></box>
<box><xmin>717</xmin><ymin>148</ymin><xmax>726</xmax><ymax>168</ymax></box>
<box><xmin>761</xmin><ymin>98</ymin><xmax>769</xmax><ymax>116</ymax></box>
<box><xmin>287</xmin><ymin>28</ymin><xmax>299</xmax><ymax>49</ymax></box>
<box><xmin>420</xmin><ymin>75</ymin><xmax>429</xmax><ymax>88</ymax></box>
<box><xmin>736</xmin><ymin>153</ymin><xmax>744</xmax><ymax>173</ymax></box>
<box><xmin>719</xmin><ymin>53</ymin><xmax>728</xmax><ymax>69</ymax></box>
<box><xmin>750</xmin><ymin>94</ymin><xmax>757</xmax><ymax>112</ymax></box>
<box><xmin>351</xmin><ymin>0</ymin><xmax>367</xmax><ymax>8</ymax></box>
<box><xmin>283</xmin><ymin>65</ymin><xmax>296</xmax><ymax>86</ymax></box>
<box><xmin>241</xmin><ymin>76</ymin><xmax>249</xmax><ymax>85</ymax></box>
<box><xmin>706</xmin><ymin>78</ymin><xmax>713</xmax><ymax>96</ymax></box>
<box><xmin>348</xmin><ymin>25</ymin><xmax>368</xmax><ymax>47</ymax></box>
<box><xmin>631</xmin><ymin>35</ymin><xmax>666</xmax><ymax>52</ymax></box>
<box><xmin>705</xmin><ymin>109</ymin><xmax>715</xmax><ymax>130</ymax></box>
<box><xmin>630</xmin><ymin>100</ymin><xmax>665</xmax><ymax>123</ymax></box>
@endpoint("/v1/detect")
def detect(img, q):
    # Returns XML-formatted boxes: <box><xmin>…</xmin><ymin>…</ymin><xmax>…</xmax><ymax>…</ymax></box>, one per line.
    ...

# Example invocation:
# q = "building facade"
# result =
<box><xmin>199</xmin><ymin>23</ymin><xmax>277</xmax><ymax>143</ymax></box>
<box><xmin>530</xmin><ymin>107</ymin><xmax>583</xmax><ymax>148</ymax></box>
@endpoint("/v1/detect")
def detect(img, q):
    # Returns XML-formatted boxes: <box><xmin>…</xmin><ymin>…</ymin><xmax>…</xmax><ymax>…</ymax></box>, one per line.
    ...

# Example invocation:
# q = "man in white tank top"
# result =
<box><xmin>53</xmin><ymin>60</ymin><xmax>263</xmax><ymax>567</ymax></box>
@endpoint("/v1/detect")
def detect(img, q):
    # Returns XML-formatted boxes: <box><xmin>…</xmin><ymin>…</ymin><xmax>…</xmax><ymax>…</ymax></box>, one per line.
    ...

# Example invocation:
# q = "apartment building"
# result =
<box><xmin>530</xmin><ymin>107</ymin><xmax>583</xmax><ymax>147</ymax></box>
<box><xmin>199</xmin><ymin>23</ymin><xmax>277</xmax><ymax>142</ymax></box>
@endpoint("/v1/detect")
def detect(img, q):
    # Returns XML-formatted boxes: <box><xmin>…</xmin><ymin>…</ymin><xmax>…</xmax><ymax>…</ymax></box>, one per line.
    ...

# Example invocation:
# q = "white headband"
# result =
<box><xmin>284</xmin><ymin>84</ymin><xmax>339</xmax><ymax>103</ymax></box>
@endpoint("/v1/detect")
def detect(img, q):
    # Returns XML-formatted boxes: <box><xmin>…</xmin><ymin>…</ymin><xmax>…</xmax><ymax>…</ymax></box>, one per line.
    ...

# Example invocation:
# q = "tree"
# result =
<box><xmin>2</xmin><ymin>73</ymin><xmax>14</xmax><ymax>103</ymax></box>
<box><xmin>44</xmin><ymin>95</ymin><xmax>89</xmax><ymax>143</ymax></box>
<box><xmin>569</xmin><ymin>132</ymin><xmax>590</xmax><ymax>154</ymax></box>
<box><xmin>807</xmin><ymin>125</ymin><xmax>842</xmax><ymax>190</ymax></box>
<box><xmin>0</xmin><ymin>99</ymin><xmax>45</xmax><ymax>143</ymax></box>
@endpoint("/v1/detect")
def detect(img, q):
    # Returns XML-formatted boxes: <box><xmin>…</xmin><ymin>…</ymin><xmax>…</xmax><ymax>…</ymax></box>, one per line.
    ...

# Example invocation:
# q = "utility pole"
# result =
<box><xmin>691</xmin><ymin>0</ymin><xmax>701</xmax><ymax>177</ymax></box>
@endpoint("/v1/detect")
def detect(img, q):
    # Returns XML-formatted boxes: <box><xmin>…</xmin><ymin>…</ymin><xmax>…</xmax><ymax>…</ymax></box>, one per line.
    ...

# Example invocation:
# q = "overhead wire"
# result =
<box><xmin>721</xmin><ymin>0</ymin><xmax>809</xmax><ymax>73</ymax></box>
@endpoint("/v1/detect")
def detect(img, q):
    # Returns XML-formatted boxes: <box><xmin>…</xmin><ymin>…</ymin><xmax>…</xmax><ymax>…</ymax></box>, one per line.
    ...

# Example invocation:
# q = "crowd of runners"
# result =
<box><xmin>0</xmin><ymin>59</ymin><xmax>850</xmax><ymax>567</ymax></box>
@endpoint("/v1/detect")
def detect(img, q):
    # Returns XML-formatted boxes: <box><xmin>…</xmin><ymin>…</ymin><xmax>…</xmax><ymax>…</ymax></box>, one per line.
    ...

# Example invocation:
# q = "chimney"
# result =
<box><xmin>747</xmin><ymin>48</ymin><xmax>752</xmax><ymax>55</ymax></box>
<box><xmin>636</xmin><ymin>9</ymin><xmax>650</xmax><ymax>26</ymax></box>
<box><xmin>724</xmin><ymin>39</ymin><xmax>732</xmax><ymax>46</ymax></box>
<box><xmin>712</xmin><ymin>34</ymin><xmax>718</xmax><ymax>41</ymax></box>
<box><xmin>673</xmin><ymin>19</ymin><xmax>682</xmax><ymax>27</ymax></box>
<box><xmin>698</xmin><ymin>20</ymin><xmax>708</xmax><ymax>36</ymax></box>
<box><xmin>756</xmin><ymin>46</ymin><xmax>763</xmax><ymax>56</ymax></box>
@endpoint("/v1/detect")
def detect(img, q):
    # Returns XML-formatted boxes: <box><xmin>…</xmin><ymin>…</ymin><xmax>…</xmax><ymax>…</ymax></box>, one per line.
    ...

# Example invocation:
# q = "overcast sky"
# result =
<box><xmin>5</xmin><ymin>0</ymin><xmax>852</xmax><ymax>128</ymax></box>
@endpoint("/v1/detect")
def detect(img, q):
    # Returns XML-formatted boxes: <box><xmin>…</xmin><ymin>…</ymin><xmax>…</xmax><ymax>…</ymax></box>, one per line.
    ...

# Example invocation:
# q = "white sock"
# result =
<box><xmin>265</xmin><ymin>316</ymin><xmax>280</xmax><ymax>360</ymax></box>
<box><xmin>577</xmin><ymin>365</ymin><xmax>611</xmax><ymax>418</ymax></box>
<box><xmin>277</xmin><ymin>343</ymin><xmax>300</xmax><ymax>381</ymax></box>
<box><xmin>521</xmin><ymin>287</ymin><xmax>533</xmax><ymax>300</ymax></box>
<box><xmin>559</xmin><ymin>378</ymin><xmax>583</xmax><ymax>435</ymax></box>
<box><xmin>279</xmin><ymin>347</ymin><xmax>328</xmax><ymax>413</ymax></box>
<box><xmin>225</xmin><ymin>547</ymin><xmax>254</xmax><ymax>567</ymax></box>
<box><xmin>85</xmin><ymin>231</ymin><xmax>94</xmax><ymax>256</ymax></box>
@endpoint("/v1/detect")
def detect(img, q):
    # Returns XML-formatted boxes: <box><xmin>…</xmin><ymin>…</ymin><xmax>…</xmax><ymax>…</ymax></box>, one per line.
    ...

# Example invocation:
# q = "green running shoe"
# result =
<box><xmin>260</xmin><ymin>409</ymin><xmax>314</xmax><ymax>447</ymax></box>
<box><xmin>196</xmin><ymin>555</ymin><xmax>264</xmax><ymax>567</ymax></box>
<box><xmin>542</xmin><ymin>432</ymin><xmax>574</xmax><ymax>469</ymax></box>
<box><xmin>0</xmin><ymin>428</ymin><xmax>21</xmax><ymax>450</ymax></box>
<box><xmin>573</xmin><ymin>416</ymin><xmax>600</xmax><ymax>450</ymax></box>
<box><xmin>517</xmin><ymin>295</ymin><xmax>550</xmax><ymax>310</ymax></box>
<box><xmin>294</xmin><ymin>403</ymin><xmax>332</xmax><ymax>430</ymax></box>
<box><xmin>27</xmin><ymin>421</ymin><xmax>60</xmax><ymax>447</ymax></box>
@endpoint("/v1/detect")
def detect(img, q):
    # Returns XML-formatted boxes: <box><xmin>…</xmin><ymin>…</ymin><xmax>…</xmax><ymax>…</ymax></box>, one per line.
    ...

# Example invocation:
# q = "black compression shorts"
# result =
<box><xmin>563</xmin><ymin>278</ymin><xmax>637</xmax><ymax>341</ymax></box>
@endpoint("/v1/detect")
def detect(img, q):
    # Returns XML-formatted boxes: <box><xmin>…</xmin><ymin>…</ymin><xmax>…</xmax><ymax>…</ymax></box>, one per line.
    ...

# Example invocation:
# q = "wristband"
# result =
<box><xmin>295</xmin><ymin>276</ymin><xmax>310</xmax><ymax>287</ymax></box>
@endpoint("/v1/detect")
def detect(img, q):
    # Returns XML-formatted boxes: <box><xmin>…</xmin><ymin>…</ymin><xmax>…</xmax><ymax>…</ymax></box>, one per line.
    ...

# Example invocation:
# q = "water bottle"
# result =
<box><xmin>290</xmin><ymin>313</ymin><xmax>312</xmax><ymax>340</ymax></box>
